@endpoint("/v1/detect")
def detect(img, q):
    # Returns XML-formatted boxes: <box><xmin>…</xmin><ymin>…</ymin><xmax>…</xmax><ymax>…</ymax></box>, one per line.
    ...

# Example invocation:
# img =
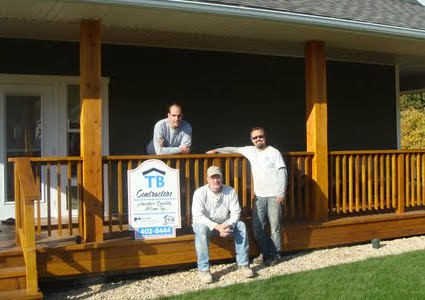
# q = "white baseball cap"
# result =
<box><xmin>207</xmin><ymin>165</ymin><xmax>222</xmax><ymax>177</ymax></box>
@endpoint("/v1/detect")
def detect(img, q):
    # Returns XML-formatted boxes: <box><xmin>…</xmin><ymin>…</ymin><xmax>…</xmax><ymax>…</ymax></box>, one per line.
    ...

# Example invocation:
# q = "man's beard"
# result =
<box><xmin>256</xmin><ymin>142</ymin><xmax>265</xmax><ymax>149</ymax></box>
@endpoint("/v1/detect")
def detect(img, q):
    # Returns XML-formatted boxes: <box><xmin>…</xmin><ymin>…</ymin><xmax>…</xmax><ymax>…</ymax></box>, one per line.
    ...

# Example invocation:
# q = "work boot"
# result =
<box><xmin>253</xmin><ymin>254</ymin><xmax>278</xmax><ymax>266</ymax></box>
<box><xmin>265</xmin><ymin>256</ymin><xmax>278</xmax><ymax>266</ymax></box>
<box><xmin>252</xmin><ymin>254</ymin><xmax>264</xmax><ymax>264</ymax></box>
<box><xmin>198</xmin><ymin>270</ymin><xmax>213</xmax><ymax>284</ymax></box>
<box><xmin>238</xmin><ymin>265</ymin><xmax>255</xmax><ymax>278</ymax></box>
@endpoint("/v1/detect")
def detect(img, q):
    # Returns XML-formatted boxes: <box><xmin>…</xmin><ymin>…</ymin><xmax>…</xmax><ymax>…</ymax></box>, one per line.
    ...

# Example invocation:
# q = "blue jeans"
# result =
<box><xmin>252</xmin><ymin>196</ymin><xmax>282</xmax><ymax>258</ymax></box>
<box><xmin>193</xmin><ymin>221</ymin><xmax>250</xmax><ymax>271</ymax></box>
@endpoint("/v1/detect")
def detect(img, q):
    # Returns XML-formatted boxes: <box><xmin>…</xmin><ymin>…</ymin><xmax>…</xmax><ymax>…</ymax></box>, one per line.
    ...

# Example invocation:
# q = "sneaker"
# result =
<box><xmin>198</xmin><ymin>270</ymin><xmax>213</xmax><ymax>284</ymax></box>
<box><xmin>252</xmin><ymin>254</ymin><xmax>264</xmax><ymax>264</ymax></box>
<box><xmin>238</xmin><ymin>265</ymin><xmax>255</xmax><ymax>278</ymax></box>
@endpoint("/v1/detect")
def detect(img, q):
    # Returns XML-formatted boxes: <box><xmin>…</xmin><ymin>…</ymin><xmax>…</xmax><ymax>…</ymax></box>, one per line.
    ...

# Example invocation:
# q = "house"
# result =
<box><xmin>1</xmin><ymin>0</ymin><xmax>425</xmax><ymax>298</ymax></box>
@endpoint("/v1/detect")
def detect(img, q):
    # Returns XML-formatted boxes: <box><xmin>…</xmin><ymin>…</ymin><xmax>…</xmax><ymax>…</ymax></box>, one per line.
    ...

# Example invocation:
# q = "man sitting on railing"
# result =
<box><xmin>192</xmin><ymin>165</ymin><xmax>255</xmax><ymax>284</ymax></box>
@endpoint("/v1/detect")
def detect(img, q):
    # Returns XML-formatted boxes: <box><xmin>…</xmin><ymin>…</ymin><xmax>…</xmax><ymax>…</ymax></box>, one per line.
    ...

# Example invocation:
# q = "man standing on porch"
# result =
<box><xmin>192</xmin><ymin>165</ymin><xmax>255</xmax><ymax>283</ymax></box>
<box><xmin>146</xmin><ymin>102</ymin><xmax>192</xmax><ymax>155</ymax></box>
<box><xmin>207</xmin><ymin>127</ymin><xmax>287</xmax><ymax>266</ymax></box>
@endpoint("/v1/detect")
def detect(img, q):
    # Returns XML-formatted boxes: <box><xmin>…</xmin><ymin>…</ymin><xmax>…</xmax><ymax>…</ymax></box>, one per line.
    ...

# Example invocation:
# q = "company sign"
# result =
<box><xmin>128</xmin><ymin>159</ymin><xmax>181</xmax><ymax>239</ymax></box>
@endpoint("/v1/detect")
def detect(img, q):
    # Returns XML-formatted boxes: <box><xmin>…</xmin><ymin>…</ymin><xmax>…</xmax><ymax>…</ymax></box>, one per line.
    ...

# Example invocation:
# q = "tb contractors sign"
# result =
<box><xmin>128</xmin><ymin>159</ymin><xmax>181</xmax><ymax>239</ymax></box>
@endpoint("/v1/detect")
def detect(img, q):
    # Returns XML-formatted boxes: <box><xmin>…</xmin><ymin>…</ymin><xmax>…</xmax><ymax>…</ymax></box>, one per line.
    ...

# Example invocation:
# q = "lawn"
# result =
<box><xmin>159</xmin><ymin>250</ymin><xmax>425</xmax><ymax>300</ymax></box>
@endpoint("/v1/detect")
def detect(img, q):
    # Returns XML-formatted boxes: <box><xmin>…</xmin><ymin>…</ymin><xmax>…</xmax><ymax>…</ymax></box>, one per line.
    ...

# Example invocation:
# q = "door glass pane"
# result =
<box><xmin>67</xmin><ymin>84</ymin><xmax>80</xmax><ymax>156</ymax></box>
<box><xmin>67</xmin><ymin>84</ymin><xmax>80</xmax><ymax>211</ymax></box>
<box><xmin>6</xmin><ymin>95</ymin><xmax>41</xmax><ymax>202</ymax></box>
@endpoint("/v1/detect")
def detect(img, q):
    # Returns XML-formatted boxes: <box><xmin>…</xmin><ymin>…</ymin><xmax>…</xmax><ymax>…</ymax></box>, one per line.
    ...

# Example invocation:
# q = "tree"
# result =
<box><xmin>400</xmin><ymin>92</ymin><xmax>425</xmax><ymax>110</ymax></box>
<box><xmin>401</xmin><ymin>108</ymin><xmax>425</xmax><ymax>149</ymax></box>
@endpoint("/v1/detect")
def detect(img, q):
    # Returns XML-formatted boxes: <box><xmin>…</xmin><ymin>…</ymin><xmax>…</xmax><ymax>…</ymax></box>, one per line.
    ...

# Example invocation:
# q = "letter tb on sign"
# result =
<box><xmin>127</xmin><ymin>160</ymin><xmax>181</xmax><ymax>239</ymax></box>
<box><xmin>145</xmin><ymin>175</ymin><xmax>165</xmax><ymax>188</ymax></box>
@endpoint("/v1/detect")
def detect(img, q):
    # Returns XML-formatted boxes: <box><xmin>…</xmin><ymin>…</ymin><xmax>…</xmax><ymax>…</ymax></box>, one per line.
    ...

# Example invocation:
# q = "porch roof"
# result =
<box><xmin>1</xmin><ymin>0</ymin><xmax>425</xmax><ymax>87</ymax></box>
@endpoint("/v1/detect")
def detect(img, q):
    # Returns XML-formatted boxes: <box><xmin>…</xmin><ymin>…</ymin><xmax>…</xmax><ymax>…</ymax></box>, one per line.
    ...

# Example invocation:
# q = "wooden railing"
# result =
<box><xmin>11</xmin><ymin>157</ymin><xmax>41</xmax><ymax>296</ymax></box>
<box><xmin>329</xmin><ymin>150</ymin><xmax>425</xmax><ymax>215</ymax></box>
<box><xmin>11</xmin><ymin>150</ymin><xmax>425</xmax><ymax>241</ymax></box>
<box><xmin>103</xmin><ymin>152</ymin><xmax>315</xmax><ymax>230</ymax></box>
<box><xmin>9</xmin><ymin>157</ymin><xmax>84</xmax><ymax>237</ymax></box>
<box><xmin>7</xmin><ymin>152</ymin><xmax>315</xmax><ymax>238</ymax></box>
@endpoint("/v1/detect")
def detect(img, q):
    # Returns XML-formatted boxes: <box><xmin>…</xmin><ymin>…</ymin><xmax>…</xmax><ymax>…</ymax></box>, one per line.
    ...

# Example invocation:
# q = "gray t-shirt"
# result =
<box><xmin>146</xmin><ymin>118</ymin><xmax>192</xmax><ymax>155</ymax></box>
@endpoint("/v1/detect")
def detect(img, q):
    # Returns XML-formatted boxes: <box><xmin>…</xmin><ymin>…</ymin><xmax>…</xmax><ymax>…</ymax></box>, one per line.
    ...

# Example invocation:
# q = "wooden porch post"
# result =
<box><xmin>80</xmin><ymin>20</ymin><xmax>103</xmax><ymax>242</ymax></box>
<box><xmin>305</xmin><ymin>41</ymin><xmax>329</xmax><ymax>221</ymax></box>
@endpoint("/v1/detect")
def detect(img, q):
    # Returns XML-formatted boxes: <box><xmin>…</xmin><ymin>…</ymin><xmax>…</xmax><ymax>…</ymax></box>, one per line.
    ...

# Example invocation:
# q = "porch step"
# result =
<box><xmin>0</xmin><ymin>247</ymin><xmax>25</xmax><ymax>269</ymax></box>
<box><xmin>0</xmin><ymin>289</ymin><xmax>43</xmax><ymax>300</ymax></box>
<box><xmin>0</xmin><ymin>266</ymin><xmax>26</xmax><ymax>292</ymax></box>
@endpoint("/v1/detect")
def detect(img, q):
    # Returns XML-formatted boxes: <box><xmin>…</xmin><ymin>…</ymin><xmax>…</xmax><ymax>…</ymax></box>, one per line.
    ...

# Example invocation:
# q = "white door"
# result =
<box><xmin>0</xmin><ymin>76</ymin><xmax>109</xmax><ymax>222</ymax></box>
<box><xmin>0</xmin><ymin>84</ymin><xmax>56</xmax><ymax>220</ymax></box>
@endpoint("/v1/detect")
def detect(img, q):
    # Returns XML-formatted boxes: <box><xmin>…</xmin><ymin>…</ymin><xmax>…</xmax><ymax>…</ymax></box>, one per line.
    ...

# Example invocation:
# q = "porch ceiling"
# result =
<box><xmin>2</xmin><ymin>0</ymin><xmax>425</xmax><ymax>84</ymax></box>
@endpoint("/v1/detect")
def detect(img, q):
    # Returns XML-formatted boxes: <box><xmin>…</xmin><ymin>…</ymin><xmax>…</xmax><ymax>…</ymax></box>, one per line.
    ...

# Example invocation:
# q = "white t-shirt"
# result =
<box><xmin>237</xmin><ymin>146</ymin><xmax>286</xmax><ymax>197</ymax></box>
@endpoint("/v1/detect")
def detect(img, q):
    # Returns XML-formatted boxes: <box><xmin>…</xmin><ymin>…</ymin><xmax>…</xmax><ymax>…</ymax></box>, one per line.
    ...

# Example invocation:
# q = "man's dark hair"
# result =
<box><xmin>168</xmin><ymin>102</ymin><xmax>182</xmax><ymax>113</ymax></box>
<box><xmin>250</xmin><ymin>126</ymin><xmax>266</xmax><ymax>137</ymax></box>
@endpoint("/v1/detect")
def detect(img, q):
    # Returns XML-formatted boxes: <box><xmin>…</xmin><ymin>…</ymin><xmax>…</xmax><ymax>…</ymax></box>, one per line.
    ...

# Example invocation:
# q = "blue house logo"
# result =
<box><xmin>142</xmin><ymin>168</ymin><xmax>166</xmax><ymax>188</ymax></box>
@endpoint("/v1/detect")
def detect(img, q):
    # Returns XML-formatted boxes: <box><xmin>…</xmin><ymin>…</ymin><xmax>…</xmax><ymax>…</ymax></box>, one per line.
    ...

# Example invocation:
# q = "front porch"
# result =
<box><xmin>2</xmin><ymin>150</ymin><xmax>425</xmax><ymax>298</ymax></box>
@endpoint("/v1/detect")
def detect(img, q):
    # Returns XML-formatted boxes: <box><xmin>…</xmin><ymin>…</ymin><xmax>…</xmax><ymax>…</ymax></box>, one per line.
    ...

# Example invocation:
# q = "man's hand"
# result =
<box><xmin>206</xmin><ymin>149</ymin><xmax>217</xmax><ymax>154</ymax></box>
<box><xmin>158</xmin><ymin>137</ymin><xmax>165</xmax><ymax>148</ymax></box>
<box><xmin>276</xmin><ymin>196</ymin><xmax>284</xmax><ymax>204</ymax></box>
<box><xmin>215</xmin><ymin>224</ymin><xmax>233</xmax><ymax>238</ymax></box>
<box><xmin>180</xmin><ymin>145</ymin><xmax>191</xmax><ymax>154</ymax></box>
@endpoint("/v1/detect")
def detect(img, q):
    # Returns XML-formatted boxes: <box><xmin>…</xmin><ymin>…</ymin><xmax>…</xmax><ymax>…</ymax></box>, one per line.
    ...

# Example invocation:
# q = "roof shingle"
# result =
<box><xmin>184</xmin><ymin>0</ymin><xmax>425</xmax><ymax>30</ymax></box>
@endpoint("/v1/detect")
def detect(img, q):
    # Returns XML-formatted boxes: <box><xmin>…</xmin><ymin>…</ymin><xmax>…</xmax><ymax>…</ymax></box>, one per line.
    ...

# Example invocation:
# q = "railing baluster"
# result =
<box><xmin>398</xmin><ymin>153</ymin><xmax>406</xmax><ymax>213</ymax></box>
<box><xmin>203</xmin><ymin>159</ymin><xmax>209</xmax><ymax>185</ymax></box>
<box><xmin>290</xmin><ymin>156</ymin><xmax>295</xmax><ymax>220</ymax></box>
<box><xmin>386</xmin><ymin>154</ymin><xmax>391</xmax><ymax>209</ymax></box>
<box><xmin>233</xmin><ymin>158</ymin><xmax>239</xmax><ymax>196</ymax></box>
<box><xmin>225</xmin><ymin>158</ymin><xmax>230</xmax><ymax>186</ymax></box>
<box><xmin>118</xmin><ymin>160</ymin><xmax>123</xmax><ymax>230</ymax></box>
<box><xmin>411</xmin><ymin>154</ymin><xmax>415</xmax><ymax>206</ymax></box>
<box><xmin>242</xmin><ymin>158</ymin><xmax>248</xmax><ymax>217</ymax></box>
<box><xmin>368</xmin><ymin>155</ymin><xmax>373</xmax><ymax>210</ymax></box>
<box><xmin>392</xmin><ymin>154</ymin><xmax>397</xmax><ymax>209</ymax></box>
<box><xmin>416</xmin><ymin>154</ymin><xmax>422</xmax><ymax>205</ymax></box>
<box><xmin>194</xmin><ymin>159</ymin><xmax>200</xmax><ymax>189</ymax></box>
<box><xmin>305</xmin><ymin>156</ymin><xmax>311</xmax><ymax>218</ymax></box>
<box><xmin>185</xmin><ymin>159</ymin><xmax>191</xmax><ymax>228</ymax></box>
<box><xmin>374</xmin><ymin>155</ymin><xmax>378</xmax><ymax>210</ymax></box>
<box><xmin>46</xmin><ymin>163</ymin><xmax>52</xmax><ymax>236</ymax></box>
<box><xmin>421</xmin><ymin>154</ymin><xmax>425</xmax><ymax>205</ymax></box>
<box><xmin>355</xmin><ymin>155</ymin><xmax>360</xmax><ymax>212</ymax></box>
<box><xmin>57</xmin><ymin>162</ymin><xmax>62</xmax><ymax>236</ymax></box>
<box><xmin>297</xmin><ymin>157</ymin><xmax>302</xmax><ymax>218</ymax></box>
<box><xmin>335</xmin><ymin>155</ymin><xmax>340</xmax><ymax>214</ymax></box>
<box><xmin>67</xmin><ymin>161</ymin><xmax>72</xmax><ymax>235</ymax></box>
<box><xmin>108</xmin><ymin>160</ymin><xmax>113</xmax><ymax>233</ymax></box>
<box><xmin>361</xmin><ymin>155</ymin><xmax>366</xmax><ymax>211</ymax></box>
<box><xmin>35</xmin><ymin>163</ymin><xmax>41</xmax><ymax>235</ymax></box>
<box><xmin>349</xmin><ymin>155</ymin><xmax>353</xmax><ymax>212</ymax></box>
<box><xmin>380</xmin><ymin>154</ymin><xmax>384</xmax><ymax>210</ymax></box>
<box><xmin>342</xmin><ymin>155</ymin><xmax>347</xmax><ymax>213</ymax></box>
<box><xmin>406</xmin><ymin>154</ymin><xmax>410</xmax><ymax>207</ymax></box>
<box><xmin>77</xmin><ymin>161</ymin><xmax>83</xmax><ymax>235</ymax></box>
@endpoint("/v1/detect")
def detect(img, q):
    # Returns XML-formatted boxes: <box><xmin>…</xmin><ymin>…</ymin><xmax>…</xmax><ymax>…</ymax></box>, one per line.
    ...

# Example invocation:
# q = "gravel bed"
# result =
<box><xmin>43</xmin><ymin>235</ymin><xmax>425</xmax><ymax>299</ymax></box>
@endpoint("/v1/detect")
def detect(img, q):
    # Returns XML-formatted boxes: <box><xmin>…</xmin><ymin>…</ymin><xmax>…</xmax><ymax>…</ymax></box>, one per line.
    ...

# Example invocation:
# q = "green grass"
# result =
<box><xmin>159</xmin><ymin>250</ymin><xmax>425</xmax><ymax>300</ymax></box>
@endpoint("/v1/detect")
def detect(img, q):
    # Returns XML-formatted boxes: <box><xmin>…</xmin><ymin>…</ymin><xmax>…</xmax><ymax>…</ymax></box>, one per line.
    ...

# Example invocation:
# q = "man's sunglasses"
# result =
<box><xmin>251</xmin><ymin>135</ymin><xmax>264</xmax><ymax>140</ymax></box>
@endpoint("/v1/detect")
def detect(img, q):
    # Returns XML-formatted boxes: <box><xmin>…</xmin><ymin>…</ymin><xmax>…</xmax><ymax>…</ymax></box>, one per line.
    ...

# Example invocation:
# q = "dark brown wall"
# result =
<box><xmin>0</xmin><ymin>38</ymin><xmax>397</xmax><ymax>154</ymax></box>
<box><xmin>327</xmin><ymin>61</ymin><xmax>397</xmax><ymax>150</ymax></box>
